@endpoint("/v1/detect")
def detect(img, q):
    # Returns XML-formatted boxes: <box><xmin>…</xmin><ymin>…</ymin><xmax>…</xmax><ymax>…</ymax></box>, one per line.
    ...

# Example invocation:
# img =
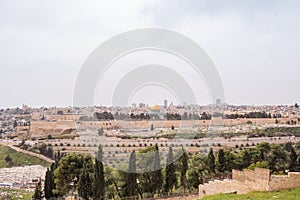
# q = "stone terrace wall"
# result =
<box><xmin>232</xmin><ymin>168</ymin><xmax>270</xmax><ymax>192</ymax></box>
<box><xmin>269</xmin><ymin>172</ymin><xmax>300</xmax><ymax>191</ymax></box>
<box><xmin>199</xmin><ymin>168</ymin><xmax>270</xmax><ymax>198</ymax></box>
<box><xmin>199</xmin><ymin>169</ymin><xmax>300</xmax><ymax>199</ymax></box>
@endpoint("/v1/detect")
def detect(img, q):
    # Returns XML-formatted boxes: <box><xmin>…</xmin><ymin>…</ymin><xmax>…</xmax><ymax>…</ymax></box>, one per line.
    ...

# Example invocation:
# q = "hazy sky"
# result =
<box><xmin>0</xmin><ymin>0</ymin><xmax>299</xmax><ymax>108</ymax></box>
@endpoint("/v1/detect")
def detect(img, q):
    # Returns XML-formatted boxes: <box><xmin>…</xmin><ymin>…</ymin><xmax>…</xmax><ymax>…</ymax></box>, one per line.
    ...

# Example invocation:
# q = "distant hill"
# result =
<box><xmin>0</xmin><ymin>145</ymin><xmax>50</xmax><ymax>168</ymax></box>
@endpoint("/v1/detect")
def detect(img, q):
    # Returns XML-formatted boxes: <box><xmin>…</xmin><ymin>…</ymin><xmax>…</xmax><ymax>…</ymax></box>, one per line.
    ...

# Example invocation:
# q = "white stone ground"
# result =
<box><xmin>0</xmin><ymin>165</ymin><xmax>46</xmax><ymax>188</ymax></box>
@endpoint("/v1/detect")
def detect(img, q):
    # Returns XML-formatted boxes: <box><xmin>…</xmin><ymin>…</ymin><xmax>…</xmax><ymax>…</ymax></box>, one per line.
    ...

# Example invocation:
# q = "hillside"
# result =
<box><xmin>201</xmin><ymin>187</ymin><xmax>300</xmax><ymax>200</ymax></box>
<box><xmin>0</xmin><ymin>145</ymin><xmax>50</xmax><ymax>168</ymax></box>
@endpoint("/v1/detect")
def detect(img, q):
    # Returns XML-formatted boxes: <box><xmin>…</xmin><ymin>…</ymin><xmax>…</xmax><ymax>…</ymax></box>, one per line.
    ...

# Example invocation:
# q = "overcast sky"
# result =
<box><xmin>0</xmin><ymin>0</ymin><xmax>299</xmax><ymax>108</ymax></box>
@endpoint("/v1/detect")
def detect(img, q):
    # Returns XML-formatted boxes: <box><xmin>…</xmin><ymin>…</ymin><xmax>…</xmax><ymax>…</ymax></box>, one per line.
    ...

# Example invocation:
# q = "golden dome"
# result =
<box><xmin>150</xmin><ymin>105</ymin><xmax>161</xmax><ymax>111</ymax></box>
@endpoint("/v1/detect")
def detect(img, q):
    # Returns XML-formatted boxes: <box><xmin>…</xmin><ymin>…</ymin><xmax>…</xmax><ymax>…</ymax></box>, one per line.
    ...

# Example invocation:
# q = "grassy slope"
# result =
<box><xmin>201</xmin><ymin>188</ymin><xmax>300</xmax><ymax>200</ymax></box>
<box><xmin>0</xmin><ymin>145</ymin><xmax>50</xmax><ymax>168</ymax></box>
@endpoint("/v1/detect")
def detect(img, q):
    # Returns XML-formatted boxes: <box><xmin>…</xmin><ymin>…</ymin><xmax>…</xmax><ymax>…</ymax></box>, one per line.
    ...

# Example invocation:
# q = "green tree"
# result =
<box><xmin>104</xmin><ymin>167</ymin><xmax>121</xmax><ymax>200</ymax></box>
<box><xmin>126</xmin><ymin>151</ymin><xmax>137</xmax><ymax>198</ymax></box>
<box><xmin>32</xmin><ymin>180</ymin><xmax>43</xmax><ymax>200</ymax></box>
<box><xmin>78</xmin><ymin>162</ymin><xmax>93</xmax><ymax>200</ymax></box>
<box><xmin>217</xmin><ymin>149</ymin><xmax>225</xmax><ymax>173</ymax></box>
<box><xmin>39</xmin><ymin>143</ymin><xmax>48</xmax><ymax>156</ymax></box>
<box><xmin>98</xmin><ymin>128</ymin><xmax>104</xmax><ymax>136</ymax></box>
<box><xmin>248</xmin><ymin>161</ymin><xmax>269</xmax><ymax>170</ymax></box>
<box><xmin>257</xmin><ymin>142</ymin><xmax>271</xmax><ymax>161</ymax></box>
<box><xmin>44</xmin><ymin>167</ymin><xmax>55</xmax><ymax>200</ymax></box>
<box><xmin>285</xmin><ymin>142</ymin><xmax>293</xmax><ymax>152</ymax></box>
<box><xmin>13</xmin><ymin>120</ymin><xmax>17</xmax><ymax>128</ymax></box>
<box><xmin>269</xmin><ymin>144</ymin><xmax>288</xmax><ymax>173</ymax></box>
<box><xmin>242</xmin><ymin>149</ymin><xmax>251</xmax><ymax>169</ymax></box>
<box><xmin>180</xmin><ymin>148</ymin><xmax>188</xmax><ymax>193</ymax></box>
<box><xmin>152</xmin><ymin>144</ymin><xmax>163</xmax><ymax>195</ymax></box>
<box><xmin>47</xmin><ymin>146</ymin><xmax>53</xmax><ymax>159</ymax></box>
<box><xmin>164</xmin><ymin>146</ymin><xmax>176</xmax><ymax>194</ymax></box>
<box><xmin>207</xmin><ymin>148</ymin><xmax>215</xmax><ymax>173</ymax></box>
<box><xmin>289</xmin><ymin>146</ymin><xmax>298</xmax><ymax>171</ymax></box>
<box><xmin>5</xmin><ymin>155</ymin><xmax>13</xmax><ymax>167</ymax></box>
<box><xmin>54</xmin><ymin>154</ymin><xmax>85</xmax><ymax>196</ymax></box>
<box><xmin>187</xmin><ymin>154</ymin><xmax>209</xmax><ymax>189</ymax></box>
<box><xmin>92</xmin><ymin>145</ymin><xmax>105</xmax><ymax>200</ymax></box>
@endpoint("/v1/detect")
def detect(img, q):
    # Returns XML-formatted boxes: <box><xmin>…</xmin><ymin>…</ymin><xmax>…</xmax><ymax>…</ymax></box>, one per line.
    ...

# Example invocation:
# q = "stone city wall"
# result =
<box><xmin>199</xmin><ymin>168</ymin><xmax>300</xmax><ymax>198</ymax></box>
<box><xmin>269</xmin><ymin>172</ymin><xmax>300</xmax><ymax>191</ymax></box>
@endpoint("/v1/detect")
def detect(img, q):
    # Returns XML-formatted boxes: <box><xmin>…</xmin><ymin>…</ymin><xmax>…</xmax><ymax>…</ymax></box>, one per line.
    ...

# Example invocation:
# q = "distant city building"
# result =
<box><xmin>216</xmin><ymin>98</ymin><xmax>222</xmax><ymax>106</ymax></box>
<box><xmin>164</xmin><ymin>100</ymin><xmax>168</xmax><ymax>108</ymax></box>
<box><xmin>138</xmin><ymin>103</ymin><xmax>146</xmax><ymax>108</ymax></box>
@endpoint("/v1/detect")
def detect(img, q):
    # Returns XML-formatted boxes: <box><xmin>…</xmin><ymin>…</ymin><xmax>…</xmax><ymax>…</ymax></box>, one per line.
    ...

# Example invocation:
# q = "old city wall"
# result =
<box><xmin>30</xmin><ymin>121</ymin><xmax>76</xmax><ymax>135</ymax></box>
<box><xmin>28</xmin><ymin>117</ymin><xmax>295</xmax><ymax>136</ymax></box>
<box><xmin>269</xmin><ymin>172</ymin><xmax>300</xmax><ymax>191</ymax></box>
<box><xmin>199</xmin><ymin>168</ymin><xmax>300</xmax><ymax>198</ymax></box>
<box><xmin>232</xmin><ymin>168</ymin><xmax>270</xmax><ymax>191</ymax></box>
<box><xmin>30</xmin><ymin>120</ymin><xmax>119</xmax><ymax>135</ymax></box>
<box><xmin>199</xmin><ymin>168</ymin><xmax>270</xmax><ymax>198</ymax></box>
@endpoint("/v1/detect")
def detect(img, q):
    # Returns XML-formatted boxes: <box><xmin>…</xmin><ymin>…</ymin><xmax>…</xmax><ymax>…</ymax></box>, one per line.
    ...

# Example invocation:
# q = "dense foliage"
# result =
<box><xmin>42</xmin><ymin>142</ymin><xmax>300</xmax><ymax>199</ymax></box>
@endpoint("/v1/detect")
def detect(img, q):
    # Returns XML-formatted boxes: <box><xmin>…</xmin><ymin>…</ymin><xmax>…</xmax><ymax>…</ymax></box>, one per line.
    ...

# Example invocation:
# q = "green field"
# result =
<box><xmin>201</xmin><ymin>188</ymin><xmax>300</xmax><ymax>200</ymax></box>
<box><xmin>0</xmin><ymin>145</ymin><xmax>50</xmax><ymax>168</ymax></box>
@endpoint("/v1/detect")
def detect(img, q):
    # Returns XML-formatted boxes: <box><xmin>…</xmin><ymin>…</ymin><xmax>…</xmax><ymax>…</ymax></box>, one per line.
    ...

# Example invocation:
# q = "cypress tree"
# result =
<box><xmin>180</xmin><ymin>148</ymin><xmax>188</xmax><ymax>193</ymax></box>
<box><xmin>92</xmin><ymin>145</ymin><xmax>105</xmax><ymax>200</ymax></box>
<box><xmin>78</xmin><ymin>163</ymin><xmax>92</xmax><ymax>200</ymax></box>
<box><xmin>217</xmin><ymin>149</ymin><xmax>225</xmax><ymax>173</ymax></box>
<box><xmin>44</xmin><ymin>168</ymin><xmax>54</xmax><ymax>200</ymax></box>
<box><xmin>32</xmin><ymin>180</ymin><xmax>43</xmax><ymax>200</ymax></box>
<box><xmin>126</xmin><ymin>151</ymin><xmax>137</xmax><ymax>198</ymax></box>
<box><xmin>164</xmin><ymin>146</ymin><xmax>176</xmax><ymax>194</ymax></box>
<box><xmin>152</xmin><ymin>144</ymin><xmax>163</xmax><ymax>195</ymax></box>
<box><xmin>208</xmin><ymin>148</ymin><xmax>215</xmax><ymax>173</ymax></box>
<box><xmin>289</xmin><ymin>146</ymin><xmax>298</xmax><ymax>171</ymax></box>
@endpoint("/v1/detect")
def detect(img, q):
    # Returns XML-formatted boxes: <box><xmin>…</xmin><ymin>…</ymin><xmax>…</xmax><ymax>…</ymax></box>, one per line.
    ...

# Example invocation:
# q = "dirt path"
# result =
<box><xmin>6</xmin><ymin>144</ymin><xmax>54</xmax><ymax>163</ymax></box>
